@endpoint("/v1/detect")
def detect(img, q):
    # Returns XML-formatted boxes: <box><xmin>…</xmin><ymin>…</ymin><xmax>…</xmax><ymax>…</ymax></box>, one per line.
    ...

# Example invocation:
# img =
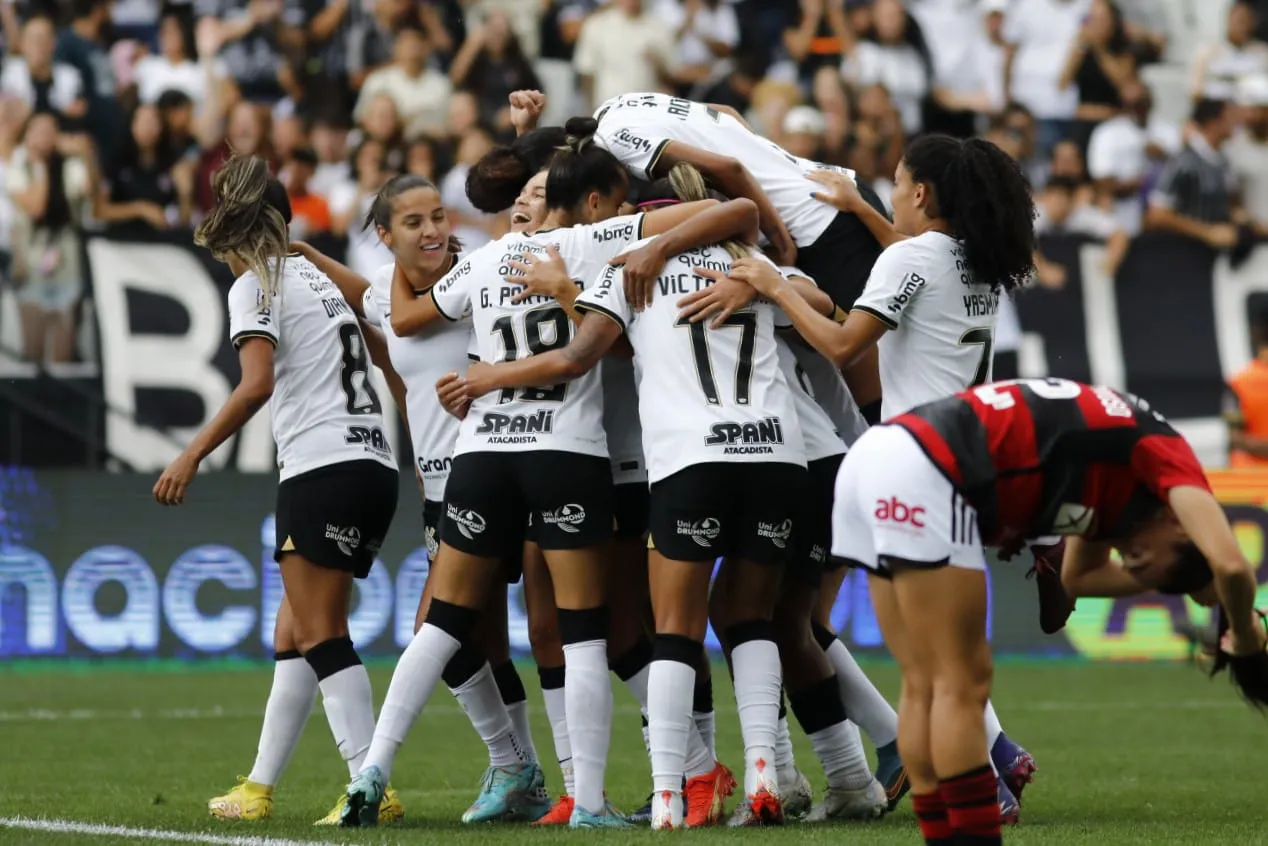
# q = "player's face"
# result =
<box><xmin>889</xmin><ymin>162</ymin><xmax>926</xmax><ymax>236</ymax></box>
<box><xmin>384</xmin><ymin>186</ymin><xmax>452</xmax><ymax>272</ymax></box>
<box><xmin>510</xmin><ymin>170</ymin><xmax>548</xmax><ymax>232</ymax></box>
<box><xmin>580</xmin><ymin>180</ymin><xmax>629</xmax><ymax>224</ymax></box>
<box><xmin>1114</xmin><ymin>512</ymin><xmax>1190</xmax><ymax>591</ymax></box>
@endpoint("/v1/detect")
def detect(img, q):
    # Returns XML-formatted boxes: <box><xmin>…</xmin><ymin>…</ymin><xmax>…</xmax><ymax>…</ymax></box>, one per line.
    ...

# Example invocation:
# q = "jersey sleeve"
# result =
<box><xmin>1131</xmin><ymin>432</ymin><xmax>1212</xmax><ymax>499</ymax></box>
<box><xmin>583</xmin><ymin>213</ymin><xmax>648</xmax><ymax>264</ymax></box>
<box><xmin>851</xmin><ymin>241</ymin><xmax>924</xmax><ymax>329</ymax></box>
<box><xmin>576</xmin><ymin>263</ymin><xmax>633</xmax><ymax>330</ymax></box>
<box><xmin>227</xmin><ymin>275</ymin><xmax>278</xmax><ymax>349</ymax></box>
<box><xmin>430</xmin><ymin>254</ymin><xmax>476</xmax><ymax>321</ymax></box>
<box><xmin>595</xmin><ymin>117</ymin><xmax>671</xmax><ymax>179</ymax></box>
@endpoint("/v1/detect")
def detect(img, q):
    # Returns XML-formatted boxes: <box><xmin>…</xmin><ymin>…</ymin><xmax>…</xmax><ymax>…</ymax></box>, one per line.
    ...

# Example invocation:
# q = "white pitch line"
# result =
<box><xmin>0</xmin><ymin>817</ymin><xmax>339</xmax><ymax>846</ymax></box>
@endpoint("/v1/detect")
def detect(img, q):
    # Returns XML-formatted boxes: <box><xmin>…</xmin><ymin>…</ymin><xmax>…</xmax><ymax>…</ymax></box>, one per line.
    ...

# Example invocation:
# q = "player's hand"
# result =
<box><xmin>463</xmin><ymin>361</ymin><xmax>499</xmax><ymax>401</ymax></box>
<box><xmin>721</xmin><ymin>256</ymin><xmax>785</xmax><ymax>299</ymax></box>
<box><xmin>509</xmin><ymin>245</ymin><xmax>573</xmax><ymax>304</ymax></box>
<box><xmin>435</xmin><ymin>372</ymin><xmax>471</xmax><ymax>419</ymax></box>
<box><xmin>807</xmin><ymin>168</ymin><xmax>862</xmax><ymax>213</ymax></box>
<box><xmin>764</xmin><ymin>223</ymin><xmax>797</xmax><ymax>268</ymax></box>
<box><xmin>509</xmin><ymin>89</ymin><xmax>546</xmax><ymax>135</ymax></box>
<box><xmin>1222</xmin><ymin>610</ymin><xmax>1268</xmax><ymax>656</ymax></box>
<box><xmin>289</xmin><ymin>240</ymin><xmax>314</xmax><ymax>258</ymax></box>
<box><xmin>611</xmin><ymin>240</ymin><xmax>668</xmax><ymax>311</ymax></box>
<box><xmin>680</xmin><ymin>270</ymin><xmax>757</xmax><ymax>327</ymax></box>
<box><xmin>154</xmin><ymin>451</ymin><xmax>200</xmax><ymax>506</ymax></box>
<box><xmin>1204</xmin><ymin>222</ymin><xmax>1239</xmax><ymax>250</ymax></box>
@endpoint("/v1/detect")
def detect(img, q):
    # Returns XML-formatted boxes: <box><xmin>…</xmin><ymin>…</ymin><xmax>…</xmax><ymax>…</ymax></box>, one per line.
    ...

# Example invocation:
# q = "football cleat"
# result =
<box><xmin>532</xmin><ymin>795</ymin><xmax>575</xmax><ymax>826</ymax></box>
<box><xmin>314</xmin><ymin>785</ymin><xmax>403</xmax><ymax>826</ymax></box>
<box><xmin>650</xmin><ymin>789</ymin><xmax>684</xmax><ymax>830</ymax></box>
<box><xmin>1001</xmin><ymin>747</ymin><xmax>1037</xmax><ymax>805</ymax></box>
<box><xmin>998</xmin><ymin>777</ymin><xmax>1020</xmax><ymax>825</ymax></box>
<box><xmin>569</xmin><ymin>799</ymin><xmax>632</xmax><ymax>828</ymax></box>
<box><xmin>340</xmin><ymin>765</ymin><xmax>386</xmax><ymax>828</ymax></box>
<box><xmin>684</xmin><ymin>762</ymin><xmax>736</xmax><ymax>827</ymax></box>
<box><xmin>462</xmin><ymin>763</ymin><xmax>551</xmax><ymax>823</ymax></box>
<box><xmin>805</xmin><ymin>779</ymin><xmax>889</xmax><ymax>822</ymax></box>
<box><xmin>777</xmin><ymin>767</ymin><xmax>813</xmax><ymax>819</ymax></box>
<box><xmin>874</xmin><ymin>743</ymin><xmax>911</xmax><ymax>810</ymax></box>
<box><xmin>728</xmin><ymin>762</ymin><xmax>784</xmax><ymax>827</ymax></box>
<box><xmin>208</xmin><ymin>777</ymin><xmax>272</xmax><ymax>821</ymax></box>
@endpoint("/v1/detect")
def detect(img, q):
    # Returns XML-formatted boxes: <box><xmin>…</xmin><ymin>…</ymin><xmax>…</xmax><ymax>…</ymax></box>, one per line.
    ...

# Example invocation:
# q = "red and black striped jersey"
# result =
<box><xmin>890</xmin><ymin>379</ymin><xmax>1210</xmax><ymax>550</ymax></box>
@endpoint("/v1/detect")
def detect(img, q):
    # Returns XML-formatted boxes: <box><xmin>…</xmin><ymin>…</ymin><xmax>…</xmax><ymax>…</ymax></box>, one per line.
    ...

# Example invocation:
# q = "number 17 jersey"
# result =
<box><xmin>431</xmin><ymin>215</ymin><xmax>649</xmax><ymax>459</ymax></box>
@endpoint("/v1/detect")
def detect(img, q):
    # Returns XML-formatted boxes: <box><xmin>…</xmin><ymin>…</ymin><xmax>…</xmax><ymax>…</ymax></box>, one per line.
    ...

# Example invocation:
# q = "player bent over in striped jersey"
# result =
<box><xmin>155</xmin><ymin>156</ymin><xmax>399</xmax><ymax>824</ymax></box>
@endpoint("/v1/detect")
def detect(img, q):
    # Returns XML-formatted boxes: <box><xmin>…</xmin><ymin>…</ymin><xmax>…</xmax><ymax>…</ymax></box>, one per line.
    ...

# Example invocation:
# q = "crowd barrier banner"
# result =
<box><xmin>2</xmin><ymin>467</ymin><xmax>1267</xmax><ymax>662</ymax></box>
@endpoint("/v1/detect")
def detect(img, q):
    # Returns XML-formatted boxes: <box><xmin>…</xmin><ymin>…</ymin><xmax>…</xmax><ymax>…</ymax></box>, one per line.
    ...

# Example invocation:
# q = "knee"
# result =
<box><xmin>932</xmin><ymin>658</ymin><xmax>993</xmax><ymax>710</ymax></box>
<box><xmin>528</xmin><ymin>611</ymin><xmax>562</xmax><ymax>656</ymax></box>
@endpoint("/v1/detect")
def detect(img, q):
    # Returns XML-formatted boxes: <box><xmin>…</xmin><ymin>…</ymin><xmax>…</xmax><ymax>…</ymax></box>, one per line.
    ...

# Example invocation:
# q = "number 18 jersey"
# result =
<box><xmin>227</xmin><ymin>255</ymin><xmax>396</xmax><ymax>481</ymax></box>
<box><xmin>431</xmin><ymin>215</ymin><xmax>650</xmax><ymax>459</ymax></box>
<box><xmin>576</xmin><ymin>240</ymin><xmax>806</xmax><ymax>484</ymax></box>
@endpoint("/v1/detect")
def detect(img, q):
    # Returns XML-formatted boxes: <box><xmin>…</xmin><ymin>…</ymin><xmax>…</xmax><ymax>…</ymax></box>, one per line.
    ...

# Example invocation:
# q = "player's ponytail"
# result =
<box><xmin>564</xmin><ymin>116</ymin><xmax>599</xmax><ymax>145</ymax></box>
<box><xmin>195</xmin><ymin>153</ymin><xmax>292</xmax><ymax>305</ymax></box>
<box><xmin>545</xmin><ymin>125</ymin><xmax>627</xmax><ymax>214</ymax></box>
<box><xmin>1208</xmin><ymin>607</ymin><xmax>1268</xmax><ymax>711</ymax></box>
<box><xmin>466</xmin><ymin>126</ymin><xmax>568</xmax><ymax>214</ymax></box>
<box><xmin>363</xmin><ymin>173</ymin><xmax>462</xmax><ymax>254</ymax></box>
<box><xmin>901</xmin><ymin>134</ymin><xmax>1036</xmax><ymax>294</ymax></box>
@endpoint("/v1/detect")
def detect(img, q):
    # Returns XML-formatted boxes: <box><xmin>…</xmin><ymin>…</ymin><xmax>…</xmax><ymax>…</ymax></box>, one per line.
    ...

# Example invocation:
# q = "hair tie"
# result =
<box><xmin>637</xmin><ymin>198</ymin><xmax>679</xmax><ymax>210</ymax></box>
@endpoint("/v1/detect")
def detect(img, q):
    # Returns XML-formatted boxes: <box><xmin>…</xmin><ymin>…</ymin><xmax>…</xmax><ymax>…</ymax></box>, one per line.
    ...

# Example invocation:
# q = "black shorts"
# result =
<box><xmin>441</xmin><ymin>451</ymin><xmax>613</xmax><ymax>556</ymax></box>
<box><xmin>648</xmin><ymin>462</ymin><xmax>806</xmax><ymax>565</ymax></box>
<box><xmin>613</xmin><ymin>482</ymin><xmax>650</xmax><ymax>540</ymax></box>
<box><xmin>274</xmin><ymin>460</ymin><xmax>399</xmax><ymax>579</ymax></box>
<box><xmin>790</xmin><ymin>454</ymin><xmax>845</xmax><ymax>587</ymax></box>
<box><xmin>794</xmin><ymin>181</ymin><xmax>887</xmax><ymax>309</ymax></box>
<box><xmin>426</xmin><ymin>497</ymin><xmax>530</xmax><ymax>582</ymax></box>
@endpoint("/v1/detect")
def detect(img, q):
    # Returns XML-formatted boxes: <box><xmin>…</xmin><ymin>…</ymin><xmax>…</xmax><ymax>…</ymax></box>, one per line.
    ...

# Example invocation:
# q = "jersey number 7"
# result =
<box><xmin>677</xmin><ymin>313</ymin><xmax>756</xmax><ymax>405</ymax></box>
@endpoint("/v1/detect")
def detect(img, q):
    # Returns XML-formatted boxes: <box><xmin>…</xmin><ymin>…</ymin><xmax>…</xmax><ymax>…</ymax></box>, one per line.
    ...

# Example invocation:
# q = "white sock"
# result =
<box><xmin>625</xmin><ymin>665</ymin><xmax>712</xmax><ymax>779</ymax></box>
<box><xmin>317</xmin><ymin>664</ymin><xmax>377</xmax><ymax>777</ymax></box>
<box><xmin>774</xmin><ymin>716</ymin><xmax>797</xmax><ymax>786</ymax></box>
<box><xmin>647</xmin><ymin>659</ymin><xmax>695</xmax><ymax>795</ymax></box>
<box><xmin>984</xmin><ymin>699</ymin><xmax>1003</xmax><ymax>776</ymax></box>
<box><xmin>693</xmin><ymin>710</ymin><xmax>717</xmax><ymax>761</ymax></box>
<box><xmin>505</xmin><ymin>700</ymin><xmax>538</xmax><ymax>765</ymax></box>
<box><xmin>247</xmin><ymin>656</ymin><xmax>318</xmax><ymax>787</ymax></box>
<box><xmin>541</xmin><ymin>681</ymin><xmax>574</xmax><ymax>796</ymax></box>
<box><xmin>451</xmin><ymin>664</ymin><xmax>520</xmax><ymax>768</ymax></box>
<box><xmin>563</xmin><ymin>640</ymin><xmax>612</xmax><ymax>815</ymax></box>
<box><xmin>362</xmin><ymin>623</ymin><xmax>460</xmax><ymax>781</ymax></box>
<box><xmin>732</xmin><ymin>639</ymin><xmax>781</xmax><ymax>796</ymax></box>
<box><xmin>825</xmin><ymin>639</ymin><xmax>898</xmax><ymax>748</ymax></box>
<box><xmin>809</xmin><ymin>720</ymin><xmax>873</xmax><ymax>790</ymax></box>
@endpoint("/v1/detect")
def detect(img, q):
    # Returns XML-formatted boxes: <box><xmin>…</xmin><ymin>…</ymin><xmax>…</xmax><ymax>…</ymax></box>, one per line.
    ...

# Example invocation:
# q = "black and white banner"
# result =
<box><xmin>7</xmin><ymin>230</ymin><xmax>1266</xmax><ymax>468</ymax></box>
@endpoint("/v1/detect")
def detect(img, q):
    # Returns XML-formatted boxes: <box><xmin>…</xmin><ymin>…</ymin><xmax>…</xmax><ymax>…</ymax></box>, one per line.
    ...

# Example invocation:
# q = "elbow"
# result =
<box><xmin>732</xmin><ymin>197</ymin><xmax>760</xmax><ymax>238</ymax></box>
<box><xmin>560</xmin><ymin>357</ymin><xmax>591</xmax><ymax>381</ymax></box>
<box><xmin>390</xmin><ymin>314</ymin><xmax>423</xmax><ymax>337</ymax></box>
<box><xmin>240</xmin><ymin>374</ymin><xmax>274</xmax><ymax>407</ymax></box>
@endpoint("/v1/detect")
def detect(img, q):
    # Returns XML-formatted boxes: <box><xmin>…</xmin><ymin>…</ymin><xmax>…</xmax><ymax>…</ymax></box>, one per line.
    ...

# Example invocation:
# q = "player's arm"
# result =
<box><xmin>653</xmin><ymin>140</ymin><xmax>795</xmax><ymax>266</ymax></box>
<box><xmin>291</xmin><ymin>240</ymin><xmax>370</xmax><ymax>316</ymax></box>
<box><xmin>1059</xmin><ymin>537</ymin><xmax>1147</xmax><ymax>597</ymax></box>
<box><xmin>807</xmin><ymin>170</ymin><xmax>904</xmax><ymax>249</ymax></box>
<box><xmin>1168</xmin><ymin>485</ymin><xmax>1265</xmax><ymax>653</ymax></box>
<box><xmin>462</xmin><ymin>311</ymin><xmax>623</xmax><ymax>398</ymax></box>
<box><xmin>360</xmin><ymin>318</ymin><xmax>409</xmax><ymax>425</ymax></box>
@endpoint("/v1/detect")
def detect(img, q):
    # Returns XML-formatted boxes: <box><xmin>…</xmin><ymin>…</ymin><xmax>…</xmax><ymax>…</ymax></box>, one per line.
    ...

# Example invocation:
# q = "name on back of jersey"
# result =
<box><xmin>474</xmin><ymin>409</ymin><xmax>554</xmax><ymax>443</ymax></box>
<box><xmin>963</xmin><ymin>291</ymin><xmax>999</xmax><ymax>319</ymax></box>
<box><xmin>486</xmin><ymin>244</ymin><xmax>583</xmax><ymax>309</ymax></box>
<box><xmin>704</xmin><ymin>416</ymin><xmax>785</xmax><ymax>454</ymax></box>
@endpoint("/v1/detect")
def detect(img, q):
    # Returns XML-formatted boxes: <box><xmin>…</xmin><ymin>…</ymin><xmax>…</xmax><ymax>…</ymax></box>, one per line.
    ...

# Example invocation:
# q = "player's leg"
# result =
<box><xmin>523</xmin><ymin>542</ymin><xmax>575</xmax><ymax>823</ymax></box>
<box><xmin>209</xmin><ymin>596</ymin><xmax>316</xmax><ymax>821</ymax></box>
<box><xmin>528</xmin><ymin>452</ymin><xmax>626</xmax><ymax>828</ymax></box>
<box><xmin>341</xmin><ymin>454</ymin><xmax>510</xmax><ymax>827</ymax></box>
<box><xmin>812</xmin><ymin>566</ymin><xmax>906</xmax><ymax>805</ymax></box>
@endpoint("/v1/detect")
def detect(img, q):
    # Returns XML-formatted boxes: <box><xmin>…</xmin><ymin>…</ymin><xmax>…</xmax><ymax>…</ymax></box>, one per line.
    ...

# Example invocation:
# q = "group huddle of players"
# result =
<box><xmin>154</xmin><ymin>89</ymin><xmax>1268</xmax><ymax>845</ymax></box>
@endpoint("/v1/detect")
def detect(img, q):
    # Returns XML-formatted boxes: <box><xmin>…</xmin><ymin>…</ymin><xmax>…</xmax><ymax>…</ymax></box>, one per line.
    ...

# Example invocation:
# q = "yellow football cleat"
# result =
<box><xmin>209</xmin><ymin>777</ymin><xmax>274</xmax><ymax>821</ymax></box>
<box><xmin>314</xmin><ymin>784</ymin><xmax>405</xmax><ymax>826</ymax></box>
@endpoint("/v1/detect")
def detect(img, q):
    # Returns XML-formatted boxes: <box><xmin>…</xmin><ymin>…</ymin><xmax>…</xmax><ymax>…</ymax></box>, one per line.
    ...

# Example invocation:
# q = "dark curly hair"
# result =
<box><xmin>465</xmin><ymin>125</ymin><xmax>568</xmax><ymax>213</ymax></box>
<box><xmin>901</xmin><ymin>134</ymin><xmax>1036</xmax><ymax>294</ymax></box>
<box><xmin>1209</xmin><ymin>607</ymin><xmax>1268</xmax><ymax>712</ymax></box>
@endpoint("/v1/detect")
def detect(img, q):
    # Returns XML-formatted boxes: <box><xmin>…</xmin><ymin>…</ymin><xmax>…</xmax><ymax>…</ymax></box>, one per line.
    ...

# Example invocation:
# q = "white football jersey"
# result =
<box><xmin>227</xmin><ymin>255</ymin><xmax>396</xmax><ymax>482</ymax></box>
<box><xmin>576</xmin><ymin>239</ymin><xmax>806</xmax><ymax>484</ymax></box>
<box><xmin>431</xmin><ymin>214</ymin><xmax>652</xmax><ymax>459</ymax></box>
<box><xmin>361</xmin><ymin>259</ymin><xmax>471</xmax><ymax>502</ymax></box>
<box><xmin>851</xmin><ymin>231</ymin><xmax>1000</xmax><ymax>418</ymax></box>
<box><xmin>602</xmin><ymin>355</ymin><xmax>646</xmax><ymax>484</ymax></box>
<box><xmin>593</xmin><ymin>93</ymin><xmax>852</xmax><ymax>247</ymax></box>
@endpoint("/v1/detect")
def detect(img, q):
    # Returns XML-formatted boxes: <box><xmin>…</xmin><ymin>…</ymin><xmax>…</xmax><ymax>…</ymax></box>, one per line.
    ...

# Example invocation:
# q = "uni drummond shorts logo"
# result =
<box><xmin>542</xmin><ymin>504</ymin><xmax>587</xmax><ymax>534</ymax></box>
<box><xmin>677</xmin><ymin>517</ymin><xmax>721</xmax><ymax>548</ymax></box>
<box><xmin>324</xmin><ymin>524</ymin><xmax>361</xmax><ymax>556</ymax></box>
<box><xmin>757</xmin><ymin>519</ymin><xmax>793</xmax><ymax>549</ymax></box>
<box><xmin>447</xmin><ymin>504</ymin><xmax>488</xmax><ymax>540</ymax></box>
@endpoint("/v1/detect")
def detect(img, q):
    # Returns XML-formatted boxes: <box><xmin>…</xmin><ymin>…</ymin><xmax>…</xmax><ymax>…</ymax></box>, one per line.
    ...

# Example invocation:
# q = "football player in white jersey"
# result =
<box><xmin>458</xmin><ymin>208</ymin><xmax>815</xmax><ymax>828</ymax></box>
<box><xmin>577</xmin><ymin>94</ymin><xmax>891</xmax><ymax>424</ymax></box>
<box><xmin>292</xmin><ymin>171</ymin><xmax>557</xmax><ymax>825</ymax></box>
<box><xmin>154</xmin><ymin>155</ymin><xmax>399</xmax><ymax>824</ymax></box>
<box><xmin>722</xmin><ymin>134</ymin><xmax>1042</xmax><ymax>828</ymax></box>
<box><xmin>341</xmin><ymin>138</ymin><xmax>760</xmax><ymax>829</ymax></box>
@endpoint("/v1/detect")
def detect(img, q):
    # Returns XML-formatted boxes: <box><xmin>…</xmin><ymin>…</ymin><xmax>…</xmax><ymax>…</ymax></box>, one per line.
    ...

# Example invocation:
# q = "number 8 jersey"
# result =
<box><xmin>227</xmin><ymin>255</ymin><xmax>396</xmax><ymax>481</ymax></box>
<box><xmin>430</xmin><ymin>215</ymin><xmax>650</xmax><ymax>459</ymax></box>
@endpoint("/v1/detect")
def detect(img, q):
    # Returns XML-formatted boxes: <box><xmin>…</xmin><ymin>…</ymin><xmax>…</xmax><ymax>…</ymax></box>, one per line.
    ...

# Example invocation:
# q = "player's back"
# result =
<box><xmin>593</xmin><ymin>93</ymin><xmax>847</xmax><ymax>246</ymax></box>
<box><xmin>579</xmin><ymin>239</ymin><xmax>805</xmax><ymax>483</ymax></box>
<box><xmin>853</xmin><ymin>231</ymin><xmax>1001</xmax><ymax>418</ymax></box>
<box><xmin>229</xmin><ymin>255</ymin><xmax>394</xmax><ymax>479</ymax></box>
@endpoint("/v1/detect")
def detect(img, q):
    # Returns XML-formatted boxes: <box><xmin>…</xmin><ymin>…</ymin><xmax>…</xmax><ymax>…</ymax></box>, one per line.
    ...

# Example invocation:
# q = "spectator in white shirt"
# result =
<box><xmin>842</xmin><ymin>0</ymin><xmax>929</xmax><ymax>136</ymax></box>
<box><xmin>1086</xmin><ymin>79</ymin><xmax>1179</xmax><ymax>234</ymax></box>
<box><xmin>573</xmin><ymin>0</ymin><xmax>675</xmax><ymax>111</ymax></box>
<box><xmin>134</xmin><ymin>10</ymin><xmax>222</xmax><ymax>108</ymax></box>
<box><xmin>907</xmin><ymin>0</ymin><xmax>1000</xmax><ymax>137</ymax></box>
<box><xmin>655</xmin><ymin>0</ymin><xmax>739</xmax><ymax>90</ymax></box>
<box><xmin>1004</xmin><ymin>0</ymin><xmax>1091</xmax><ymax>157</ymax></box>
<box><xmin>1191</xmin><ymin>0</ymin><xmax>1268</xmax><ymax>101</ymax></box>
<box><xmin>1</xmin><ymin>16</ymin><xmax>85</xmax><ymax>125</ymax></box>
<box><xmin>354</xmin><ymin>24</ymin><xmax>452</xmax><ymax>140</ymax></box>
<box><xmin>1227</xmin><ymin>73</ymin><xmax>1268</xmax><ymax>229</ymax></box>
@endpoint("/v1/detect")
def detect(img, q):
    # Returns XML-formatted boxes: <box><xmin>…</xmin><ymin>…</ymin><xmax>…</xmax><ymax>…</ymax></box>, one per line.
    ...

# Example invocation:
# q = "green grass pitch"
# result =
<box><xmin>1</xmin><ymin>660</ymin><xmax>1264</xmax><ymax>845</ymax></box>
